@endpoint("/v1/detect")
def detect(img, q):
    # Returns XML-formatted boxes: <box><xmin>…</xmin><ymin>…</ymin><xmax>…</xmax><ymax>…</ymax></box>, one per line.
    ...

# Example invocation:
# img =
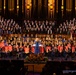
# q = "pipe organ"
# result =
<box><xmin>0</xmin><ymin>0</ymin><xmax>75</xmax><ymax>20</ymax></box>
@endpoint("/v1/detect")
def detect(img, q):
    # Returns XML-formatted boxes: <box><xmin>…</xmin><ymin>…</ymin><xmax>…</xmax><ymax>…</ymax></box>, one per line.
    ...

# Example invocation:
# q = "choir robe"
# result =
<box><xmin>46</xmin><ymin>46</ymin><xmax>51</xmax><ymax>53</ymax></box>
<box><xmin>24</xmin><ymin>46</ymin><xmax>29</xmax><ymax>54</ymax></box>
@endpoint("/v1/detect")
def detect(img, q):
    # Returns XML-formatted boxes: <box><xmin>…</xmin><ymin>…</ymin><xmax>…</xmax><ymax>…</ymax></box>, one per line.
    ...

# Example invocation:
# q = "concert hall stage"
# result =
<box><xmin>24</xmin><ymin>60</ymin><xmax>76</xmax><ymax>75</ymax></box>
<box><xmin>0</xmin><ymin>58</ymin><xmax>76</xmax><ymax>75</ymax></box>
<box><xmin>0</xmin><ymin>60</ymin><xmax>76</xmax><ymax>75</ymax></box>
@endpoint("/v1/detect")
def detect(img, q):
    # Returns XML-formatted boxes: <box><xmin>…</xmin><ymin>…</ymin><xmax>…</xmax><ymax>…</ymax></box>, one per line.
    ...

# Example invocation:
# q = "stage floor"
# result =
<box><xmin>0</xmin><ymin>57</ymin><xmax>76</xmax><ymax>75</ymax></box>
<box><xmin>0</xmin><ymin>57</ymin><xmax>76</xmax><ymax>62</ymax></box>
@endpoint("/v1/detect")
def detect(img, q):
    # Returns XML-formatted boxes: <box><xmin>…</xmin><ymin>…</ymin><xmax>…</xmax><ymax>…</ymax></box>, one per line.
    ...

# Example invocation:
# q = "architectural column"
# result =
<box><xmin>58</xmin><ymin>0</ymin><xmax>62</xmax><ymax>21</ymax></box>
<box><xmin>54</xmin><ymin>0</ymin><xmax>57</xmax><ymax>20</ymax></box>
<box><xmin>2</xmin><ymin>0</ymin><xmax>4</xmax><ymax>16</ymax></box>
<box><xmin>19</xmin><ymin>0</ymin><xmax>22</xmax><ymax>17</ymax></box>
<box><xmin>72</xmin><ymin>0</ymin><xmax>75</xmax><ymax>18</ymax></box>
<box><xmin>38</xmin><ymin>0</ymin><xmax>42</xmax><ymax>19</ymax></box>
<box><xmin>66</xmin><ymin>0</ymin><xmax>72</xmax><ymax>19</ymax></box>
<box><xmin>0</xmin><ymin>0</ymin><xmax>2</xmax><ymax>15</ymax></box>
<box><xmin>42</xmin><ymin>0</ymin><xmax>48</xmax><ymax>19</ymax></box>
<box><xmin>61</xmin><ymin>0</ymin><xmax>64</xmax><ymax>18</ymax></box>
<box><xmin>25</xmin><ymin>0</ymin><xmax>32</xmax><ymax>19</ymax></box>
<box><xmin>31</xmin><ymin>0</ymin><xmax>37</xmax><ymax>19</ymax></box>
<box><xmin>22</xmin><ymin>0</ymin><xmax>25</xmax><ymax>18</ymax></box>
<box><xmin>75</xmin><ymin>0</ymin><xmax>76</xmax><ymax>16</ymax></box>
<box><xmin>14</xmin><ymin>0</ymin><xmax>17</xmax><ymax>16</ymax></box>
<box><xmin>63</xmin><ymin>0</ymin><xmax>66</xmax><ymax>19</ymax></box>
<box><xmin>5</xmin><ymin>0</ymin><xmax>8</xmax><ymax>18</ymax></box>
<box><xmin>48</xmin><ymin>0</ymin><xmax>55</xmax><ymax>19</ymax></box>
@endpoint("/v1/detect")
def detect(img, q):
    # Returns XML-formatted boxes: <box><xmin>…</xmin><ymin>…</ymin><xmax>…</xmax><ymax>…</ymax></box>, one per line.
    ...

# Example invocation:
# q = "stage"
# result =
<box><xmin>0</xmin><ymin>56</ymin><xmax>76</xmax><ymax>61</ymax></box>
<box><xmin>0</xmin><ymin>57</ymin><xmax>76</xmax><ymax>75</ymax></box>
